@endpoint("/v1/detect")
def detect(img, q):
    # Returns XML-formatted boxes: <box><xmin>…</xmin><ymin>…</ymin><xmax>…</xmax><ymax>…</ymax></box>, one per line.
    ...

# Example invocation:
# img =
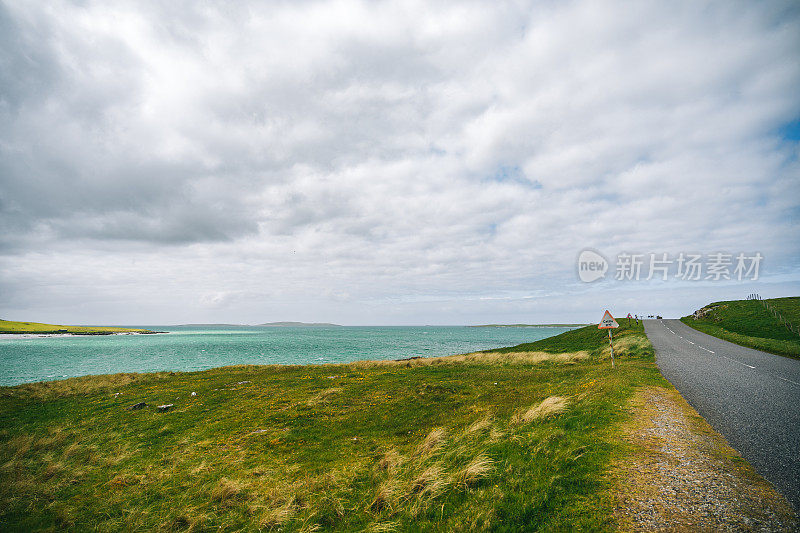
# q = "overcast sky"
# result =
<box><xmin>1</xmin><ymin>0</ymin><xmax>799</xmax><ymax>325</ymax></box>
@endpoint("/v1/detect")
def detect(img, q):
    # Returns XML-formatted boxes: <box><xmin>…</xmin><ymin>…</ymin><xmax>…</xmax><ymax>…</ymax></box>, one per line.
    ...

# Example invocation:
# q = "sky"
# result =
<box><xmin>1</xmin><ymin>0</ymin><xmax>799</xmax><ymax>326</ymax></box>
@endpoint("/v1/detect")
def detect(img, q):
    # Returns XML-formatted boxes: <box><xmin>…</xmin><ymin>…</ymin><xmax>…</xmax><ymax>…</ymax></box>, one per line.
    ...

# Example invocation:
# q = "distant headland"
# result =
<box><xmin>0</xmin><ymin>319</ymin><xmax>161</xmax><ymax>335</ymax></box>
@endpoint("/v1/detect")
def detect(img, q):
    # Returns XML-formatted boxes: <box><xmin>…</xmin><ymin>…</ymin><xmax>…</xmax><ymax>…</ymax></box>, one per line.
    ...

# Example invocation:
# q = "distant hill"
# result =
<box><xmin>258</xmin><ymin>321</ymin><xmax>342</xmax><ymax>327</ymax></box>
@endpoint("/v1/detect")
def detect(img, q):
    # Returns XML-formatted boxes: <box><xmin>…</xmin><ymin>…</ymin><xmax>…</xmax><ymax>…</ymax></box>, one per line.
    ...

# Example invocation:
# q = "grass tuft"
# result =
<box><xmin>409</xmin><ymin>465</ymin><xmax>449</xmax><ymax>500</ymax></box>
<box><xmin>415</xmin><ymin>428</ymin><xmax>446</xmax><ymax>457</ymax></box>
<box><xmin>370</xmin><ymin>480</ymin><xmax>399</xmax><ymax>513</ymax></box>
<box><xmin>465</xmin><ymin>416</ymin><xmax>491</xmax><ymax>436</ymax></box>
<box><xmin>513</xmin><ymin>396</ymin><xmax>569</xmax><ymax>424</ymax></box>
<box><xmin>366</xmin><ymin>521</ymin><xmax>399</xmax><ymax>532</ymax></box>
<box><xmin>212</xmin><ymin>478</ymin><xmax>248</xmax><ymax>502</ymax></box>
<box><xmin>260</xmin><ymin>497</ymin><xmax>299</xmax><ymax>528</ymax></box>
<box><xmin>377</xmin><ymin>449</ymin><xmax>404</xmax><ymax>474</ymax></box>
<box><xmin>456</xmin><ymin>453</ymin><xmax>494</xmax><ymax>487</ymax></box>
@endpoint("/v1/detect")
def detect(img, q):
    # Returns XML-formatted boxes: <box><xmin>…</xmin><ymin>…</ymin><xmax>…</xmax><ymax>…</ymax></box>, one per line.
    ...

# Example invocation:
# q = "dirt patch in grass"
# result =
<box><xmin>613</xmin><ymin>386</ymin><xmax>797</xmax><ymax>531</ymax></box>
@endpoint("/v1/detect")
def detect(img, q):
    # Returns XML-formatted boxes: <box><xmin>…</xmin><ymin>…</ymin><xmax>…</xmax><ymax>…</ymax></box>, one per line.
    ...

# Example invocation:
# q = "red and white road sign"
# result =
<box><xmin>598</xmin><ymin>310</ymin><xmax>619</xmax><ymax>329</ymax></box>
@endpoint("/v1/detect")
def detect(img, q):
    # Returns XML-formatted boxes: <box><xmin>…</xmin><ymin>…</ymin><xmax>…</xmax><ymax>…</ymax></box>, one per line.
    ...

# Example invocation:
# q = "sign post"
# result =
<box><xmin>598</xmin><ymin>310</ymin><xmax>620</xmax><ymax>368</ymax></box>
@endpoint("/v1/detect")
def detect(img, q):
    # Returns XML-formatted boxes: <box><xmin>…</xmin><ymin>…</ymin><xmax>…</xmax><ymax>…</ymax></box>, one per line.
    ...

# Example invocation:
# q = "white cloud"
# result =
<box><xmin>1</xmin><ymin>0</ymin><xmax>799</xmax><ymax>324</ymax></box>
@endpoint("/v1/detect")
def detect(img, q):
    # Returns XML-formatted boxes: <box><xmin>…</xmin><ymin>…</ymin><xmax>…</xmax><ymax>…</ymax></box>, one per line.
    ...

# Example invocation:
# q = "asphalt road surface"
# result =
<box><xmin>644</xmin><ymin>319</ymin><xmax>800</xmax><ymax>511</ymax></box>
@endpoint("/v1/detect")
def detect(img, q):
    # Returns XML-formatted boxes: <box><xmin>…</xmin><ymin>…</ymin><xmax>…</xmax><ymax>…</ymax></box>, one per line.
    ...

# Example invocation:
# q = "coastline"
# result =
<box><xmin>0</xmin><ymin>331</ymin><xmax>166</xmax><ymax>338</ymax></box>
<box><xmin>0</xmin><ymin>325</ymin><xmax>574</xmax><ymax>387</ymax></box>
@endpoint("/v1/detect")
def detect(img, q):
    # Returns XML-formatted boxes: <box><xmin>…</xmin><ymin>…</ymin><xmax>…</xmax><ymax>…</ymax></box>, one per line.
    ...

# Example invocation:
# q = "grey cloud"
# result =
<box><xmin>0</xmin><ymin>4</ymin><xmax>61</xmax><ymax>112</ymax></box>
<box><xmin>0</xmin><ymin>0</ymin><xmax>799</xmax><ymax>325</ymax></box>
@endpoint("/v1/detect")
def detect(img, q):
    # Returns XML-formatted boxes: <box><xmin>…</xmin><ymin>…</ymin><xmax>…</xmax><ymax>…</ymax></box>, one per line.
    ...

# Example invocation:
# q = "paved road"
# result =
<box><xmin>644</xmin><ymin>319</ymin><xmax>800</xmax><ymax>511</ymax></box>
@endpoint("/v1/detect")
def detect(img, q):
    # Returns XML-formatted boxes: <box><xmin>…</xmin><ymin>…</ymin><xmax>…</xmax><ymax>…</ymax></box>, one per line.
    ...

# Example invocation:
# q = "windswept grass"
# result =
<box><xmin>681</xmin><ymin>297</ymin><xmax>800</xmax><ymax>358</ymax></box>
<box><xmin>2</xmin><ymin>372</ymin><xmax>176</xmax><ymax>400</ymax></box>
<box><xmin>0</xmin><ymin>320</ymin><xmax>664</xmax><ymax>531</ymax></box>
<box><xmin>352</xmin><ymin>349</ymin><xmax>590</xmax><ymax>368</ymax></box>
<box><xmin>512</xmin><ymin>396</ymin><xmax>569</xmax><ymax>424</ymax></box>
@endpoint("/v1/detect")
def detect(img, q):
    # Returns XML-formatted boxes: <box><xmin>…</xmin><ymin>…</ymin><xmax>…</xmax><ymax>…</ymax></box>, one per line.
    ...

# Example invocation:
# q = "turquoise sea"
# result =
<box><xmin>0</xmin><ymin>325</ymin><xmax>577</xmax><ymax>386</ymax></box>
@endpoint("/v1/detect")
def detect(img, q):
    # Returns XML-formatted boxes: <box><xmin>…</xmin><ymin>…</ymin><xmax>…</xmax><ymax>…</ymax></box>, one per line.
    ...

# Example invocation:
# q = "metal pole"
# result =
<box><xmin>609</xmin><ymin>329</ymin><xmax>615</xmax><ymax>368</ymax></box>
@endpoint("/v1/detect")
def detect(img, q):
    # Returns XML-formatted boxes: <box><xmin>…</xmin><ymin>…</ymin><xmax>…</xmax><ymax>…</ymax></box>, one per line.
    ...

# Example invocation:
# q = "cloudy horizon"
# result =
<box><xmin>1</xmin><ymin>0</ymin><xmax>799</xmax><ymax>326</ymax></box>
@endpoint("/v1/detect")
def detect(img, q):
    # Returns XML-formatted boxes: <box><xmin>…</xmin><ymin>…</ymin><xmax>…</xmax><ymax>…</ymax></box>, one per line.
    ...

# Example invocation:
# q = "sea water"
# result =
<box><xmin>0</xmin><ymin>325</ymin><xmax>577</xmax><ymax>386</ymax></box>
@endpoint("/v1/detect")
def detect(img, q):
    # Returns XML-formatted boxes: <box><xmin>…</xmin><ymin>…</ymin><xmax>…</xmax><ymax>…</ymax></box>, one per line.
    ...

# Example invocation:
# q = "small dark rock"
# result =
<box><xmin>157</xmin><ymin>404</ymin><xmax>174</xmax><ymax>412</ymax></box>
<box><xmin>128</xmin><ymin>402</ymin><xmax>147</xmax><ymax>411</ymax></box>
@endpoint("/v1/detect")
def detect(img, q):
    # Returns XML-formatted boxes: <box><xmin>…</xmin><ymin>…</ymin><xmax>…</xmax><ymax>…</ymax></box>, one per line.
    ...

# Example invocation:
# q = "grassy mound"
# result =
<box><xmin>0</xmin><ymin>319</ymin><xmax>156</xmax><ymax>335</ymax></box>
<box><xmin>486</xmin><ymin>317</ymin><xmax>644</xmax><ymax>356</ymax></box>
<box><xmin>0</xmin><ymin>321</ymin><xmax>664</xmax><ymax>531</ymax></box>
<box><xmin>680</xmin><ymin>297</ymin><xmax>800</xmax><ymax>358</ymax></box>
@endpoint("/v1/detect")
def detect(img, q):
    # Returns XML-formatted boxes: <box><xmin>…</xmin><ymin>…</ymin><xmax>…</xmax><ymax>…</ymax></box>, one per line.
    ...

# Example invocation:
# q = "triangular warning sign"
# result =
<box><xmin>598</xmin><ymin>310</ymin><xmax>619</xmax><ymax>329</ymax></box>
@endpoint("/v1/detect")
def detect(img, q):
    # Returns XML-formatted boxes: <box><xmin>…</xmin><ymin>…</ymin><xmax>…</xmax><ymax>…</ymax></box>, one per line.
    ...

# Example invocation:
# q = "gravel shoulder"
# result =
<box><xmin>613</xmin><ymin>386</ymin><xmax>797</xmax><ymax>531</ymax></box>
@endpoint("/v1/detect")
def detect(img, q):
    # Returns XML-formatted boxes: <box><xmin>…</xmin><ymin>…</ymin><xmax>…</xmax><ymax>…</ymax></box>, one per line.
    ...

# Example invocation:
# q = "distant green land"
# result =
<box><xmin>469</xmin><ymin>323</ymin><xmax>589</xmax><ymax>328</ymax></box>
<box><xmin>0</xmin><ymin>319</ymin><xmax>157</xmax><ymax>335</ymax></box>
<box><xmin>681</xmin><ymin>296</ymin><xmax>800</xmax><ymax>358</ymax></box>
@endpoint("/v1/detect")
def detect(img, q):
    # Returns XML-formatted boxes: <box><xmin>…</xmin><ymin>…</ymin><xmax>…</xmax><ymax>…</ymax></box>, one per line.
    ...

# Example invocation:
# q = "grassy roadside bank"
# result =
<box><xmin>0</xmin><ymin>319</ymin><xmax>157</xmax><ymax>335</ymax></box>
<box><xmin>680</xmin><ymin>297</ymin><xmax>800</xmax><ymax>358</ymax></box>
<box><xmin>1</xmin><ymin>323</ymin><xmax>792</xmax><ymax>531</ymax></box>
<box><xmin>0</xmin><ymin>321</ymin><xmax>660</xmax><ymax>531</ymax></box>
<box><xmin>2</xmin><ymin>320</ymin><xmax>793</xmax><ymax>531</ymax></box>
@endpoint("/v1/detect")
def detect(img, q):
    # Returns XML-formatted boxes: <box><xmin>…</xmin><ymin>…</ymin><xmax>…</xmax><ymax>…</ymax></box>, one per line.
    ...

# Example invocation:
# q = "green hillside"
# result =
<box><xmin>0</xmin><ymin>321</ymin><xmax>663</xmax><ymax>531</ymax></box>
<box><xmin>681</xmin><ymin>297</ymin><xmax>800</xmax><ymax>358</ymax></box>
<box><xmin>0</xmin><ymin>319</ymin><xmax>155</xmax><ymax>335</ymax></box>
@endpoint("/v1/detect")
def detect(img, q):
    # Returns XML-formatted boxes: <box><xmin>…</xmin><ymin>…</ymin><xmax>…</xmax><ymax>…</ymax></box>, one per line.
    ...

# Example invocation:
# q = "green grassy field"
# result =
<box><xmin>0</xmin><ymin>321</ymin><xmax>664</xmax><ymax>531</ymax></box>
<box><xmin>0</xmin><ymin>319</ymin><xmax>155</xmax><ymax>335</ymax></box>
<box><xmin>680</xmin><ymin>297</ymin><xmax>800</xmax><ymax>358</ymax></box>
